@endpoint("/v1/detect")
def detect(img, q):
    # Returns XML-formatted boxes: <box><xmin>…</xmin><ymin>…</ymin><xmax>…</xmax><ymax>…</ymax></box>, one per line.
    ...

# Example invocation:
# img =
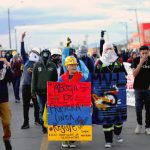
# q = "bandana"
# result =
<box><xmin>100</xmin><ymin>50</ymin><xmax>118</xmax><ymax>66</ymax></box>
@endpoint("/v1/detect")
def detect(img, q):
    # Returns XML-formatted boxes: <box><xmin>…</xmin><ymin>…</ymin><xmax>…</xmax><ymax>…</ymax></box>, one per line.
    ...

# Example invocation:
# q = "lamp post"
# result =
<box><xmin>15</xmin><ymin>28</ymin><xmax>17</xmax><ymax>50</ymax></box>
<box><xmin>120</xmin><ymin>22</ymin><xmax>128</xmax><ymax>48</ymax></box>
<box><xmin>128</xmin><ymin>8</ymin><xmax>141</xmax><ymax>45</ymax></box>
<box><xmin>8</xmin><ymin>8</ymin><xmax>11</xmax><ymax>49</ymax></box>
<box><xmin>7</xmin><ymin>0</ymin><xmax>24</xmax><ymax>49</ymax></box>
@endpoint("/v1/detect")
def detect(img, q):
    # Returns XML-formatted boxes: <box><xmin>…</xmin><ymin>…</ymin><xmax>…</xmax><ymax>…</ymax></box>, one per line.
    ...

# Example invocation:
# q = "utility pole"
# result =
<box><xmin>8</xmin><ymin>8</ymin><xmax>11</xmax><ymax>49</ymax></box>
<box><xmin>128</xmin><ymin>8</ymin><xmax>141</xmax><ymax>45</ymax></box>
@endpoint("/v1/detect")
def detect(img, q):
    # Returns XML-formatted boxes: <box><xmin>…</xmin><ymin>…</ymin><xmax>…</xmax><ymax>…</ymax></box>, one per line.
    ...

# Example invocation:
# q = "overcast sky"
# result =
<box><xmin>0</xmin><ymin>0</ymin><xmax>150</xmax><ymax>51</ymax></box>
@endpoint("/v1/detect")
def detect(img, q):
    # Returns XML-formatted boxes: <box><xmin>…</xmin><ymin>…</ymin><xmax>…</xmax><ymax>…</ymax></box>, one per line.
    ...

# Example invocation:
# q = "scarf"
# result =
<box><xmin>62</xmin><ymin>71</ymin><xmax>83</xmax><ymax>82</ymax></box>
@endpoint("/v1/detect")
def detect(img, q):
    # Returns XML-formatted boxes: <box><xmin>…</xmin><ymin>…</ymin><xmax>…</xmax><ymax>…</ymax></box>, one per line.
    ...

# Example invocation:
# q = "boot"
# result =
<box><xmin>4</xmin><ymin>140</ymin><xmax>12</xmax><ymax>150</ymax></box>
<box><xmin>42</xmin><ymin>125</ymin><xmax>47</xmax><ymax>134</ymax></box>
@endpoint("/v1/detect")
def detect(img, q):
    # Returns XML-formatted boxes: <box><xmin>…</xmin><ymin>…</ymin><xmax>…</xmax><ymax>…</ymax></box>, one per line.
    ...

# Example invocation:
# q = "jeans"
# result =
<box><xmin>12</xmin><ymin>77</ymin><xmax>21</xmax><ymax>100</ymax></box>
<box><xmin>135</xmin><ymin>89</ymin><xmax>150</xmax><ymax>128</ymax></box>
<box><xmin>0</xmin><ymin>102</ymin><xmax>11</xmax><ymax>140</ymax></box>
<box><xmin>37</xmin><ymin>95</ymin><xmax>47</xmax><ymax>124</ymax></box>
<box><xmin>22</xmin><ymin>85</ymin><xmax>39</xmax><ymax>124</ymax></box>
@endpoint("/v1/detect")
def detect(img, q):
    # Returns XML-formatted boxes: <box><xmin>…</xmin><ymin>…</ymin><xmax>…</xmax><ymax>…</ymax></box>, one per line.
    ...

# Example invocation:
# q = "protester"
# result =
<box><xmin>90</xmin><ymin>48</ymin><xmax>99</xmax><ymax>64</ymax></box>
<box><xmin>11</xmin><ymin>53</ymin><xmax>22</xmax><ymax>103</ymax></box>
<box><xmin>20</xmin><ymin>32</ymin><xmax>40</xmax><ymax>129</ymax></box>
<box><xmin>131</xmin><ymin>45</ymin><xmax>150</xmax><ymax>135</ymax></box>
<box><xmin>4</xmin><ymin>51</ymin><xmax>13</xmax><ymax>62</ymax></box>
<box><xmin>50</xmin><ymin>48</ymin><xmax>62</xmax><ymax>77</ymax></box>
<box><xmin>0</xmin><ymin>58</ymin><xmax>12</xmax><ymax>150</ymax></box>
<box><xmin>31</xmin><ymin>49</ymin><xmax>58</xmax><ymax>133</ymax></box>
<box><xmin>76</xmin><ymin>45</ymin><xmax>94</xmax><ymax>73</ymax></box>
<box><xmin>94</xmin><ymin>42</ymin><xmax>127</xmax><ymax>148</ymax></box>
<box><xmin>58</xmin><ymin>56</ymin><xmax>86</xmax><ymax>148</ymax></box>
<box><xmin>127</xmin><ymin>51</ymin><xmax>137</xmax><ymax>64</ymax></box>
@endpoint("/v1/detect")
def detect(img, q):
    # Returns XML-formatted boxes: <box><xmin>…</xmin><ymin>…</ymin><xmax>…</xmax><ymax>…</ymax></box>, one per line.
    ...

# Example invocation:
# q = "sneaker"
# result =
<box><xmin>62</xmin><ymin>141</ymin><xmax>69</xmax><ymax>148</ymax></box>
<box><xmin>145</xmin><ymin>128</ymin><xmax>150</xmax><ymax>135</ymax></box>
<box><xmin>21</xmin><ymin>124</ymin><xmax>30</xmax><ymax>129</ymax></box>
<box><xmin>15</xmin><ymin>99</ymin><xmax>20</xmax><ymax>103</ymax></box>
<box><xmin>116</xmin><ymin>135</ymin><xmax>123</xmax><ymax>142</ymax></box>
<box><xmin>134</xmin><ymin>124</ymin><xmax>142</xmax><ymax>134</ymax></box>
<box><xmin>34</xmin><ymin>121</ymin><xmax>41</xmax><ymax>126</ymax></box>
<box><xmin>105</xmin><ymin>143</ymin><xmax>112</xmax><ymax>148</ymax></box>
<box><xmin>4</xmin><ymin>140</ymin><xmax>12</xmax><ymax>150</ymax></box>
<box><xmin>29</xmin><ymin>102</ymin><xmax>33</xmax><ymax>107</ymax></box>
<box><xmin>69</xmin><ymin>141</ymin><xmax>77</xmax><ymax>148</ymax></box>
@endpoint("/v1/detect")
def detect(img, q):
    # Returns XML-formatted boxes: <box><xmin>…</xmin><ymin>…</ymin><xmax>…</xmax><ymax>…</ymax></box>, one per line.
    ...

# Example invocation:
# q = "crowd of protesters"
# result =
<box><xmin>0</xmin><ymin>31</ymin><xmax>150</xmax><ymax>150</ymax></box>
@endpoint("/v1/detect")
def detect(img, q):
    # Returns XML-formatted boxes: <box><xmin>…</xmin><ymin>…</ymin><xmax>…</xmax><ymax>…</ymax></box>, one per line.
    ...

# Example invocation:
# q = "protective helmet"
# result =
<box><xmin>31</xmin><ymin>47</ymin><xmax>41</xmax><ymax>55</ymax></box>
<box><xmin>65</xmin><ymin>56</ymin><xmax>78</xmax><ymax>66</ymax></box>
<box><xmin>50</xmin><ymin>48</ymin><xmax>62</xmax><ymax>56</ymax></box>
<box><xmin>12</xmin><ymin>50</ymin><xmax>17</xmax><ymax>56</ymax></box>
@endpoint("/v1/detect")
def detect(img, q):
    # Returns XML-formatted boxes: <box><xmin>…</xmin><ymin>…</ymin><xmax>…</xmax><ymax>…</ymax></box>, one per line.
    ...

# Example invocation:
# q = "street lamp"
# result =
<box><xmin>15</xmin><ymin>28</ymin><xmax>17</xmax><ymax>50</ymax></box>
<box><xmin>7</xmin><ymin>0</ymin><xmax>24</xmax><ymax>49</ymax></box>
<box><xmin>8</xmin><ymin>8</ymin><xmax>11</xmax><ymax>49</ymax></box>
<box><xmin>120</xmin><ymin>22</ymin><xmax>128</xmax><ymax>48</ymax></box>
<box><xmin>128</xmin><ymin>8</ymin><xmax>141</xmax><ymax>45</ymax></box>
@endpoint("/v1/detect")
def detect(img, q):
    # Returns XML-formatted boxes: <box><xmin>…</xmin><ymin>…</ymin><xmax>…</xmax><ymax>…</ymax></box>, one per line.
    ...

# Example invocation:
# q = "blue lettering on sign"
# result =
<box><xmin>48</xmin><ymin>106</ymin><xmax>91</xmax><ymax>125</ymax></box>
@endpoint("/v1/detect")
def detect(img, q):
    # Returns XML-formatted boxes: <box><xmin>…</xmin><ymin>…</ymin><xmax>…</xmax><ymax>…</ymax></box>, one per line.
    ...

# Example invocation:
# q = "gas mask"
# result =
<box><xmin>40</xmin><ymin>49</ymin><xmax>51</xmax><ymax>63</ymax></box>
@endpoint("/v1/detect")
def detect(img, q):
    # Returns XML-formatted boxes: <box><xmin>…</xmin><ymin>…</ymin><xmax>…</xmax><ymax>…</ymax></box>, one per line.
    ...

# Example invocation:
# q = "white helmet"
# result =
<box><xmin>50</xmin><ymin>48</ymin><xmax>62</xmax><ymax>56</ymax></box>
<box><xmin>31</xmin><ymin>47</ymin><xmax>41</xmax><ymax>55</ymax></box>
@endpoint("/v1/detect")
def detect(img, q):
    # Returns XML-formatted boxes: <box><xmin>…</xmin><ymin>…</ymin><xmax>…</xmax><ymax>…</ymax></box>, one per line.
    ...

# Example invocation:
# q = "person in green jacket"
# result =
<box><xmin>31</xmin><ymin>49</ymin><xmax>58</xmax><ymax>133</ymax></box>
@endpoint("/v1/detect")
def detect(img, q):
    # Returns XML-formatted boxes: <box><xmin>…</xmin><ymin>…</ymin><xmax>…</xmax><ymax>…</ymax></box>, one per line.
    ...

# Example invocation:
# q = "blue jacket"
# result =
<box><xmin>21</xmin><ymin>42</ymin><xmax>35</xmax><ymax>85</ymax></box>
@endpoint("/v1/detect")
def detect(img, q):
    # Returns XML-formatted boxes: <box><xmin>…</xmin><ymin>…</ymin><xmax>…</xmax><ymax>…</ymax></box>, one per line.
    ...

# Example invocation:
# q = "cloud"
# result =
<box><xmin>0</xmin><ymin>0</ymin><xmax>150</xmax><ymax>50</ymax></box>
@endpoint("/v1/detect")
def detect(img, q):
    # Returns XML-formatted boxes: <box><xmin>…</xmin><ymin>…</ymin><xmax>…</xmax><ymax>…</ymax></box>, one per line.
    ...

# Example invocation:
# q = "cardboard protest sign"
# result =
<box><xmin>91</xmin><ymin>73</ymin><xmax>127</xmax><ymax>125</ymax></box>
<box><xmin>47</xmin><ymin>82</ymin><xmax>91</xmax><ymax>107</ymax></box>
<box><xmin>48</xmin><ymin>125</ymin><xmax>92</xmax><ymax>141</ymax></box>
<box><xmin>47</xmin><ymin>82</ymin><xmax>92</xmax><ymax>141</ymax></box>
<box><xmin>48</xmin><ymin>106</ymin><xmax>91</xmax><ymax>125</ymax></box>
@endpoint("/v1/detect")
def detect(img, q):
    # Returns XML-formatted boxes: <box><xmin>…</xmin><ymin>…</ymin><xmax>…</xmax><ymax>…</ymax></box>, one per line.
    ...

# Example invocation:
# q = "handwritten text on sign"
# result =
<box><xmin>47</xmin><ymin>82</ymin><xmax>91</xmax><ymax>107</ymax></box>
<box><xmin>48</xmin><ymin>125</ymin><xmax>92</xmax><ymax>141</ymax></box>
<box><xmin>48</xmin><ymin>106</ymin><xmax>91</xmax><ymax>125</ymax></box>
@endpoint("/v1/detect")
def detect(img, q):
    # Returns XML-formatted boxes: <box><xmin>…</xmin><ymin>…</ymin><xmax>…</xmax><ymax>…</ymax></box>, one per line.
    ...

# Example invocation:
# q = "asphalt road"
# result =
<box><xmin>0</xmin><ymin>84</ymin><xmax>150</xmax><ymax>150</ymax></box>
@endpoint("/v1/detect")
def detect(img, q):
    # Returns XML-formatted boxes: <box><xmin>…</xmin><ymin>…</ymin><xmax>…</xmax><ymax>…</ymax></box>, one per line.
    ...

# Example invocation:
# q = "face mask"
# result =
<box><xmin>29</xmin><ymin>52</ymin><xmax>40</xmax><ymax>62</ymax></box>
<box><xmin>100</xmin><ymin>50</ymin><xmax>118</xmax><ymax>66</ymax></box>
<box><xmin>103</xmin><ymin>50</ymin><xmax>113</xmax><ymax>58</ymax></box>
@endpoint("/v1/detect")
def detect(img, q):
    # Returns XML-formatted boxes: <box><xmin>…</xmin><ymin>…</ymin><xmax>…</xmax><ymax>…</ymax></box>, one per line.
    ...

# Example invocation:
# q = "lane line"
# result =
<box><xmin>40</xmin><ymin>134</ymin><xmax>48</xmax><ymax>150</ymax></box>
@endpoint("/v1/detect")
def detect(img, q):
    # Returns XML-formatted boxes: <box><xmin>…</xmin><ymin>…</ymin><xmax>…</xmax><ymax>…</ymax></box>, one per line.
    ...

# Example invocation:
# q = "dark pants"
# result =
<box><xmin>135</xmin><ymin>89</ymin><xmax>150</xmax><ymax>128</ymax></box>
<box><xmin>22</xmin><ymin>85</ymin><xmax>39</xmax><ymax>124</ymax></box>
<box><xmin>103</xmin><ymin>123</ymin><xmax>122</xmax><ymax>143</ymax></box>
<box><xmin>12</xmin><ymin>77</ymin><xmax>21</xmax><ymax>100</ymax></box>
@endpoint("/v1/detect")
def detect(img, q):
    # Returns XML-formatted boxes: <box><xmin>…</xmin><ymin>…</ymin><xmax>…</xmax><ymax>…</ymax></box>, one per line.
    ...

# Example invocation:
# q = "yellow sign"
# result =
<box><xmin>48</xmin><ymin>125</ymin><xmax>92</xmax><ymax>141</ymax></box>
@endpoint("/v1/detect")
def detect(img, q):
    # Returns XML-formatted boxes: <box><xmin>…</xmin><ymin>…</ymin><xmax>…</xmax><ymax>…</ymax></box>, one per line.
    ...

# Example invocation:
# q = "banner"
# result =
<box><xmin>91</xmin><ymin>73</ymin><xmax>127</xmax><ymax>125</ymax></box>
<box><xmin>47</xmin><ymin>82</ymin><xmax>92</xmax><ymax>141</ymax></box>
<box><xmin>123</xmin><ymin>62</ymin><xmax>135</xmax><ymax>106</ymax></box>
